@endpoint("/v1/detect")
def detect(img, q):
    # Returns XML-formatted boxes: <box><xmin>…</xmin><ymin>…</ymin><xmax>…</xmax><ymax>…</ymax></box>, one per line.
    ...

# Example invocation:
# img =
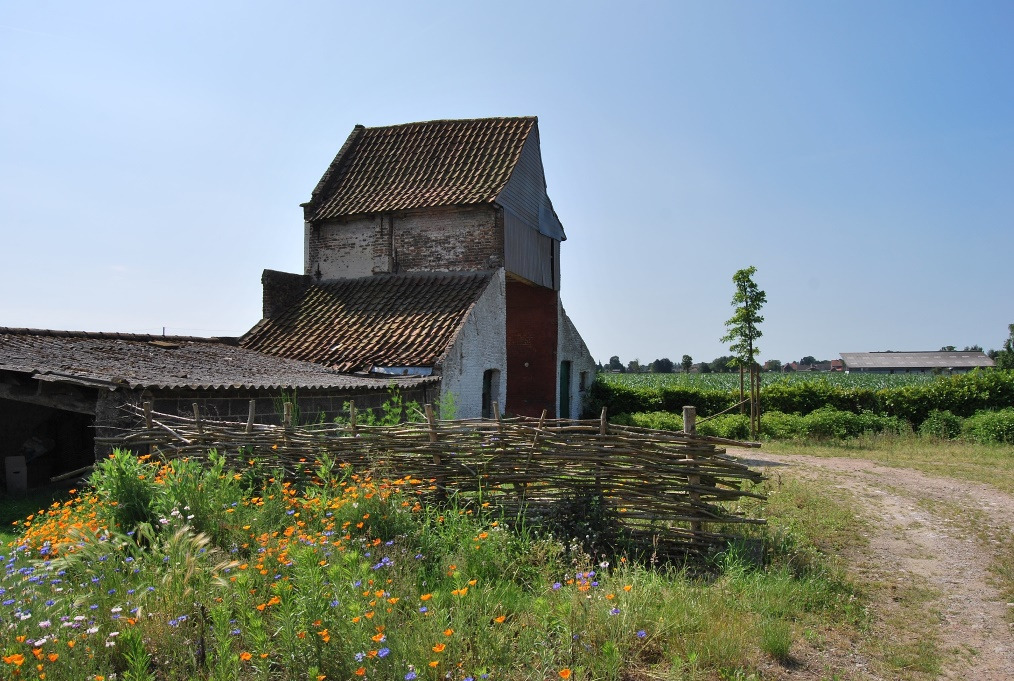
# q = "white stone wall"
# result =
<box><xmin>438</xmin><ymin>269</ymin><xmax>507</xmax><ymax>419</ymax></box>
<box><xmin>557</xmin><ymin>300</ymin><xmax>597</xmax><ymax>419</ymax></box>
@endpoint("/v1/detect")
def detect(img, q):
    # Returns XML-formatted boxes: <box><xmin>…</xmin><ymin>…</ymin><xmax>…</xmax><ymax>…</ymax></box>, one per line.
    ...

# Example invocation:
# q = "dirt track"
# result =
<box><xmin>728</xmin><ymin>448</ymin><xmax>1014</xmax><ymax>680</ymax></box>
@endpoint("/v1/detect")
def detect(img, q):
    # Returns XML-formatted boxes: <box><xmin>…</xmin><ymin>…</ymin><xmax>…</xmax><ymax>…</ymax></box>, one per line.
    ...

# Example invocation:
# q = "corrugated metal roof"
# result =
<box><xmin>0</xmin><ymin>328</ymin><xmax>434</xmax><ymax>391</ymax></box>
<box><xmin>302</xmin><ymin>117</ymin><xmax>537</xmax><ymax>221</ymax></box>
<box><xmin>840</xmin><ymin>351</ymin><xmax>995</xmax><ymax>370</ymax></box>
<box><xmin>240</xmin><ymin>271</ymin><xmax>494</xmax><ymax>372</ymax></box>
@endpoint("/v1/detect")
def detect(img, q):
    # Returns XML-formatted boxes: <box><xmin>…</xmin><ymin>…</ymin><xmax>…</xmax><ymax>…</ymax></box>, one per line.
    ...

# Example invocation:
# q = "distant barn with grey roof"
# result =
<box><xmin>840</xmin><ymin>351</ymin><xmax>995</xmax><ymax>374</ymax></box>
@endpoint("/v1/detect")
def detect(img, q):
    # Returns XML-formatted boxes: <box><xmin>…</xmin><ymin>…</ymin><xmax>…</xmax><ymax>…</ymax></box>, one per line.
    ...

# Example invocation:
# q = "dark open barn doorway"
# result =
<box><xmin>1</xmin><ymin>398</ymin><xmax>95</xmax><ymax>491</ymax></box>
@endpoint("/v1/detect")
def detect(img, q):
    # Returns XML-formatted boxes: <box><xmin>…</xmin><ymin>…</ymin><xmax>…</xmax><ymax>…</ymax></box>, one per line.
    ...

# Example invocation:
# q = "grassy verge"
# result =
<box><xmin>762</xmin><ymin>436</ymin><xmax>1014</xmax><ymax>495</ymax></box>
<box><xmin>0</xmin><ymin>449</ymin><xmax>874</xmax><ymax>680</ymax></box>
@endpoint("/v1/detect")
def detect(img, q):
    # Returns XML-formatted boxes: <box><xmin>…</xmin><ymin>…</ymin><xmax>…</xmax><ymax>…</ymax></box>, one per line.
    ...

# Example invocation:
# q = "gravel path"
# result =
<box><xmin>729</xmin><ymin>448</ymin><xmax>1014</xmax><ymax>680</ymax></box>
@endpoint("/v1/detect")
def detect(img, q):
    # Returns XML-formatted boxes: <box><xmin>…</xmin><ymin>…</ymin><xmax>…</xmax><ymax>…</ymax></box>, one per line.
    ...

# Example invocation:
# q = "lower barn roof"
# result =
<box><xmin>240</xmin><ymin>271</ymin><xmax>495</xmax><ymax>372</ymax></box>
<box><xmin>0</xmin><ymin>328</ymin><xmax>436</xmax><ymax>391</ymax></box>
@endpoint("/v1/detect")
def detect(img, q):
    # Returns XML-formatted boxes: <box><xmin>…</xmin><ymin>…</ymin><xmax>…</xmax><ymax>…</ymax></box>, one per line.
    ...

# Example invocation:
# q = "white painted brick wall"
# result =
<box><xmin>438</xmin><ymin>269</ymin><xmax>507</xmax><ymax>419</ymax></box>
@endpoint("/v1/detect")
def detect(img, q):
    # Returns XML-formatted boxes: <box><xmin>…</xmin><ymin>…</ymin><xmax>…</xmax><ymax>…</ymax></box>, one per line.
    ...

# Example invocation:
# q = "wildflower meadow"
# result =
<box><xmin>2</xmin><ymin>449</ymin><xmax>864</xmax><ymax>680</ymax></box>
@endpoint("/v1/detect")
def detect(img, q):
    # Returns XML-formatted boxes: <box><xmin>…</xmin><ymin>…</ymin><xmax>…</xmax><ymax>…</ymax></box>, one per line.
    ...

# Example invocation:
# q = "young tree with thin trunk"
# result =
<box><xmin>720</xmin><ymin>266</ymin><xmax>767</xmax><ymax>439</ymax></box>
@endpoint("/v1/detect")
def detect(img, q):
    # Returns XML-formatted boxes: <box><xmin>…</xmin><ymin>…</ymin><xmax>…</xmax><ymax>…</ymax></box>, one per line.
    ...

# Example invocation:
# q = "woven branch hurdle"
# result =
<box><xmin>97</xmin><ymin>402</ymin><xmax>766</xmax><ymax>559</ymax></box>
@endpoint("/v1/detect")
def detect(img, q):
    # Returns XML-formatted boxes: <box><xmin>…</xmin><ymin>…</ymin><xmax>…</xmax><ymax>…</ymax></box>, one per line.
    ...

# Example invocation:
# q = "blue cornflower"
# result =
<box><xmin>637</xmin><ymin>629</ymin><xmax>647</xmax><ymax>638</ymax></box>
<box><xmin>378</xmin><ymin>647</ymin><xmax>390</xmax><ymax>658</ymax></box>
<box><xmin>405</xmin><ymin>672</ymin><xmax>417</xmax><ymax>680</ymax></box>
<box><xmin>609</xmin><ymin>607</ymin><xmax>620</xmax><ymax>616</ymax></box>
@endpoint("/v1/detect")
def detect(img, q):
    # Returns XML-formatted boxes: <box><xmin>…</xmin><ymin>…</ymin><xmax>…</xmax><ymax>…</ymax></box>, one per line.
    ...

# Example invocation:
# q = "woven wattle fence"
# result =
<box><xmin>97</xmin><ymin>403</ymin><xmax>766</xmax><ymax>559</ymax></box>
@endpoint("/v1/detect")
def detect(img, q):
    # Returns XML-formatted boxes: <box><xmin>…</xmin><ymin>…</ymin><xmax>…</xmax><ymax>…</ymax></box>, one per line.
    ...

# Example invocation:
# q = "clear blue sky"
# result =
<box><xmin>2</xmin><ymin>1</ymin><xmax>1012</xmax><ymax>366</ymax></box>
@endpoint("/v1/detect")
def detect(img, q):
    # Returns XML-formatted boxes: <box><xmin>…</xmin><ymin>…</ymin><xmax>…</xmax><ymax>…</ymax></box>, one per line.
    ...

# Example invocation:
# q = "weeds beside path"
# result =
<box><xmin>730</xmin><ymin>446</ymin><xmax>1014</xmax><ymax>680</ymax></box>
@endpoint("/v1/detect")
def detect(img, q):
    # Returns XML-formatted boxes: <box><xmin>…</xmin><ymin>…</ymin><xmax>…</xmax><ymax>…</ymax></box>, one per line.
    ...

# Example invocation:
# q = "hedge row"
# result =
<box><xmin>588</xmin><ymin>370</ymin><xmax>1014</xmax><ymax>428</ymax></box>
<box><xmin>614</xmin><ymin>406</ymin><xmax>1014</xmax><ymax>444</ymax></box>
<box><xmin>613</xmin><ymin>407</ymin><xmax>906</xmax><ymax>442</ymax></box>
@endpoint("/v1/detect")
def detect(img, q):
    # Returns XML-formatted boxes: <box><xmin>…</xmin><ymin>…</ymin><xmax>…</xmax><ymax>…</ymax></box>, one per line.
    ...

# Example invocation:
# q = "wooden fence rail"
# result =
<box><xmin>96</xmin><ymin>402</ymin><xmax>766</xmax><ymax>559</ymax></box>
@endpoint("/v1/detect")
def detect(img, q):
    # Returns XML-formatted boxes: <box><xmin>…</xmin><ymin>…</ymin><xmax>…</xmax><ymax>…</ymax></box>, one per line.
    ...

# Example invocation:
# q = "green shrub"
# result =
<box><xmin>90</xmin><ymin>450</ymin><xmax>163</xmax><ymax>531</ymax></box>
<box><xmin>801</xmin><ymin>407</ymin><xmax>905</xmax><ymax>440</ymax></box>
<box><xmin>623</xmin><ymin>411</ymin><xmax>684</xmax><ymax>431</ymax></box>
<box><xmin>697</xmin><ymin>414</ymin><xmax>750</xmax><ymax>440</ymax></box>
<box><xmin>918</xmin><ymin>410</ymin><xmax>964</xmax><ymax>439</ymax></box>
<box><xmin>961</xmin><ymin>408</ymin><xmax>1014</xmax><ymax>444</ymax></box>
<box><xmin>759</xmin><ymin>411</ymin><xmax>807</xmax><ymax>440</ymax></box>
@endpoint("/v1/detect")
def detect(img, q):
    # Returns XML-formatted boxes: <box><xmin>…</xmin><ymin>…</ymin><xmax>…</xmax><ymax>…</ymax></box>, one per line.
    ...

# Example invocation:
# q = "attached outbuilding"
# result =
<box><xmin>0</xmin><ymin>328</ymin><xmax>436</xmax><ymax>487</ymax></box>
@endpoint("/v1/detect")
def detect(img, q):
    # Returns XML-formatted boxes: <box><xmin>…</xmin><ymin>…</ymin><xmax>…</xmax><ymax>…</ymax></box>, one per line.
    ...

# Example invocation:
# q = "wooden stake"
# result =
<box><xmin>348</xmin><ymin>402</ymin><xmax>357</xmax><ymax>437</ymax></box>
<box><xmin>599</xmin><ymin>406</ymin><xmax>608</xmax><ymax>436</ymax></box>
<box><xmin>424</xmin><ymin>404</ymin><xmax>445</xmax><ymax>501</ymax></box>
<box><xmin>682</xmin><ymin>406</ymin><xmax>696</xmax><ymax>435</ymax></box>
<box><xmin>683</xmin><ymin>405</ymin><xmax>702</xmax><ymax>537</ymax></box>
<box><xmin>246</xmin><ymin>400</ymin><xmax>256</xmax><ymax>434</ymax></box>
<box><xmin>193</xmin><ymin>403</ymin><xmax>203</xmax><ymax>436</ymax></box>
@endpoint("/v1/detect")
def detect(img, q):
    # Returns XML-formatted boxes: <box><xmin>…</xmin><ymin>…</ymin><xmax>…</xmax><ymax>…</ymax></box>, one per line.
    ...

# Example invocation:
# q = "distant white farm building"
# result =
<box><xmin>840</xmin><ymin>351</ymin><xmax>995</xmax><ymax>374</ymax></box>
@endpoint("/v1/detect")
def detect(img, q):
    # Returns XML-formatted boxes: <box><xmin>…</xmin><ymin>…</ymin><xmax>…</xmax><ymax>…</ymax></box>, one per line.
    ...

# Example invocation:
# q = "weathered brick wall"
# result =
<box><xmin>306</xmin><ymin>206</ymin><xmax>503</xmax><ymax>280</ymax></box>
<box><xmin>394</xmin><ymin>205</ymin><xmax>502</xmax><ymax>272</ymax></box>
<box><xmin>505</xmin><ymin>278</ymin><xmax>558</xmax><ymax>417</ymax></box>
<box><xmin>438</xmin><ymin>269</ymin><xmax>506</xmax><ymax>419</ymax></box>
<box><xmin>306</xmin><ymin>217</ymin><xmax>387</xmax><ymax>279</ymax></box>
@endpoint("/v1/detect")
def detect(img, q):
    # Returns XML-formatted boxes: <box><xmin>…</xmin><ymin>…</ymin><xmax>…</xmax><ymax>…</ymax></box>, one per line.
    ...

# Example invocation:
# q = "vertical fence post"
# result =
<box><xmin>192</xmin><ymin>403</ymin><xmax>203</xmax><ymax>435</ymax></box>
<box><xmin>492</xmin><ymin>401</ymin><xmax>502</xmax><ymax>434</ymax></box>
<box><xmin>599</xmin><ymin>407</ymin><xmax>608</xmax><ymax>436</ymax></box>
<box><xmin>348</xmin><ymin>402</ymin><xmax>357</xmax><ymax>437</ymax></box>
<box><xmin>424</xmin><ymin>404</ymin><xmax>445</xmax><ymax>502</ymax></box>
<box><xmin>682</xmin><ymin>406</ymin><xmax>702</xmax><ymax>539</ymax></box>
<box><xmin>682</xmin><ymin>406</ymin><xmax>696</xmax><ymax>435</ymax></box>
<box><xmin>246</xmin><ymin>400</ymin><xmax>256</xmax><ymax>434</ymax></box>
<box><xmin>143</xmin><ymin>401</ymin><xmax>154</xmax><ymax>456</ymax></box>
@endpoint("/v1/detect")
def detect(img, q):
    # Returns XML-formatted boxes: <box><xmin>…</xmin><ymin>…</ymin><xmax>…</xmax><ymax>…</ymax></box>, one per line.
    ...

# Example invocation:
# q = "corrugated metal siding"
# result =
<box><xmin>497</xmin><ymin>132</ymin><xmax>545</xmax><ymax>233</ymax></box>
<box><xmin>497</xmin><ymin>130</ymin><xmax>561</xmax><ymax>289</ymax></box>
<box><xmin>505</xmin><ymin>213</ymin><xmax>554</xmax><ymax>288</ymax></box>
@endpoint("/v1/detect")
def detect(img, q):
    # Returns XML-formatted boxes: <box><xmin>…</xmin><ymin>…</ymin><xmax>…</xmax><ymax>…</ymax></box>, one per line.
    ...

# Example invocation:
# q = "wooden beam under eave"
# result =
<box><xmin>0</xmin><ymin>379</ymin><xmax>97</xmax><ymax>415</ymax></box>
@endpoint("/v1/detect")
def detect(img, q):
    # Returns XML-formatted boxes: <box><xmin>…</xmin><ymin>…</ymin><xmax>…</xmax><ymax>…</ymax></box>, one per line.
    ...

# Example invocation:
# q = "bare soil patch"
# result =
<box><xmin>731</xmin><ymin>448</ymin><xmax>1014</xmax><ymax>680</ymax></box>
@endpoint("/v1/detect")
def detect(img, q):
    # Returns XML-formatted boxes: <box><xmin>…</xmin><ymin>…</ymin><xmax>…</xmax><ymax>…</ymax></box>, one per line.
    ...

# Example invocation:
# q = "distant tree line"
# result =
<box><xmin>598</xmin><ymin>323</ymin><xmax>1014</xmax><ymax>375</ymax></box>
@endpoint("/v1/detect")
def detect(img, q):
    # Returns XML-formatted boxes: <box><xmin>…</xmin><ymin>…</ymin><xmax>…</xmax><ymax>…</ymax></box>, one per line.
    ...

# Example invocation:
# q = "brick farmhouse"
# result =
<box><xmin>0</xmin><ymin>117</ymin><xmax>595</xmax><ymax>488</ymax></box>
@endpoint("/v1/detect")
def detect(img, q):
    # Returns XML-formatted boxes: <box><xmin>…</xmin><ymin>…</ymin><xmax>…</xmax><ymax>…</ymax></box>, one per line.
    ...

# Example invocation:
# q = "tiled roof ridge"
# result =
<box><xmin>303</xmin><ymin>117</ymin><xmax>538</xmax><ymax>220</ymax></box>
<box><xmin>0</xmin><ymin>327</ymin><xmax>235</xmax><ymax>344</ymax></box>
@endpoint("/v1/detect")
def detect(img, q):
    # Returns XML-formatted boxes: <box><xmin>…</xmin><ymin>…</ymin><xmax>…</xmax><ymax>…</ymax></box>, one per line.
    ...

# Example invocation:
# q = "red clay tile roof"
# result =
<box><xmin>239</xmin><ymin>271</ymin><xmax>495</xmax><ymax>372</ymax></box>
<box><xmin>303</xmin><ymin>117</ymin><xmax>537</xmax><ymax>221</ymax></box>
<box><xmin>0</xmin><ymin>328</ymin><xmax>433</xmax><ymax>391</ymax></box>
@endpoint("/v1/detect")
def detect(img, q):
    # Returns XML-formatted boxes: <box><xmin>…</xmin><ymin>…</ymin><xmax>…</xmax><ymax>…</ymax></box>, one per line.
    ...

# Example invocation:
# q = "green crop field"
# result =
<box><xmin>600</xmin><ymin>371</ymin><xmax>941</xmax><ymax>391</ymax></box>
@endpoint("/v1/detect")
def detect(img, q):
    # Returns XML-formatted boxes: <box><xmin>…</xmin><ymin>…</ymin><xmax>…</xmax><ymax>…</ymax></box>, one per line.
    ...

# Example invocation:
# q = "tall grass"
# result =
<box><xmin>1</xmin><ymin>450</ymin><xmax>868</xmax><ymax>680</ymax></box>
